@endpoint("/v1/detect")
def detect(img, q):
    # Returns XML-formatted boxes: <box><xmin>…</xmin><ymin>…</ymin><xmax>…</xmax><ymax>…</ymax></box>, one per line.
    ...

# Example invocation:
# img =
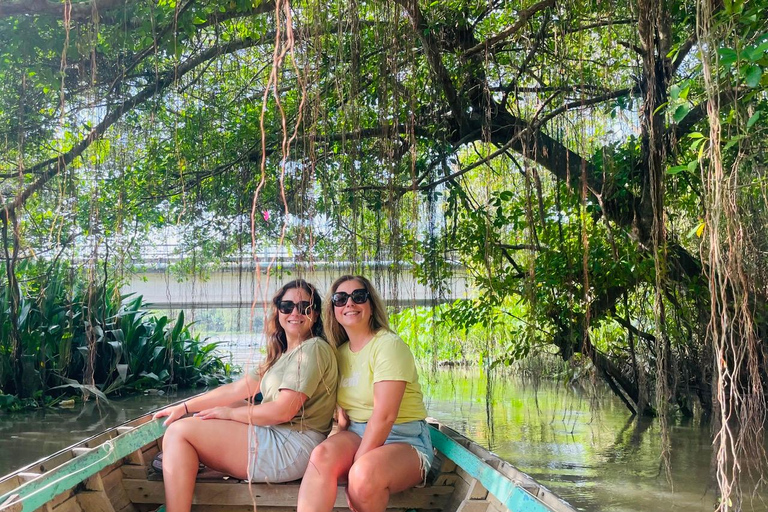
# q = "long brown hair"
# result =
<box><xmin>259</xmin><ymin>279</ymin><xmax>323</xmax><ymax>376</ymax></box>
<box><xmin>323</xmin><ymin>275</ymin><xmax>390</xmax><ymax>347</ymax></box>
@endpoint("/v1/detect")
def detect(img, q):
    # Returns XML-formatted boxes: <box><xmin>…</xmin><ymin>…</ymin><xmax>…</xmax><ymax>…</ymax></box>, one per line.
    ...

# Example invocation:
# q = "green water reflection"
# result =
<box><xmin>422</xmin><ymin>369</ymin><xmax>766</xmax><ymax>512</ymax></box>
<box><xmin>0</xmin><ymin>391</ymin><xmax>199</xmax><ymax>477</ymax></box>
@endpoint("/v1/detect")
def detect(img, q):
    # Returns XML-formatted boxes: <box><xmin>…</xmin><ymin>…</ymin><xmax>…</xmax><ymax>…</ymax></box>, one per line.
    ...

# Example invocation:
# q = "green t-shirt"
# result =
<box><xmin>251</xmin><ymin>337</ymin><xmax>338</xmax><ymax>435</ymax></box>
<box><xmin>337</xmin><ymin>330</ymin><xmax>427</xmax><ymax>423</ymax></box>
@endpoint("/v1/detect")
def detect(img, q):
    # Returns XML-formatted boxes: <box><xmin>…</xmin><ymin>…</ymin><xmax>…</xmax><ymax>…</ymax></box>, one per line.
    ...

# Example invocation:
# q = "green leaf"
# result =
<box><xmin>679</xmin><ymin>83</ymin><xmax>691</xmax><ymax>101</ymax></box>
<box><xmin>667</xmin><ymin>165</ymin><xmax>687</xmax><ymax>175</ymax></box>
<box><xmin>673</xmin><ymin>104</ymin><xmax>691</xmax><ymax>123</ymax></box>
<box><xmin>724</xmin><ymin>134</ymin><xmax>744</xmax><ymax>150</ymax></box>
<box><xmin>747</xmin><ymin>111</ymin><xmax>761</xmax><ymax>129</ymax></box>
<box><xmin>687</xmin><ymin>222</ymin><xmax>706</xmax><ymax>239</ymax></box>
<box><xmin>747</xmin><ymin>40</ymin><xmax>768</xmax><ymax>61</ymax></box>
<box><xmin>117</xmin><ymin>364</ymin><xmax>129</xmax><ymax>382</ymax></box>
<box><xmin>171</xmin><ymin>310</ymin><xmax>185</xmax><ymax>340</ymax></box>
<box><xmin>18</xmin><ymin>301</ymin><xmax>31</xmax><ymax>328</ymax></box>
<box><xmin>744</xmin><ymin>65</ymin><xmax>763</xmax><ymax>87</ymax></box>
<box><xmin>0</xmin><ymin>394</ymin><xmax>18</xmax><ymax>409</ymax></box>
<box><xmin>718</xmin><ymin>47</ymin><xmax>738</xmax><ymax>67</ymax></box>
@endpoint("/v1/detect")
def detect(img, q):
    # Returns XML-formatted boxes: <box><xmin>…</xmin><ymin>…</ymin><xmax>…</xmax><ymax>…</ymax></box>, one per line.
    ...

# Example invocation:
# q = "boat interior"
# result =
<box><xmin>0</xmin><ymin>414</ymin><xmax>574</xmax><ymax>512</ymax></box>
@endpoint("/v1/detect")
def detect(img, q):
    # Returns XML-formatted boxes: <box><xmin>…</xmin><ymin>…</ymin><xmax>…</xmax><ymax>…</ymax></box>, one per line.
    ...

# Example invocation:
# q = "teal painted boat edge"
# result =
<box><xmin>0</xmin><ymin>419</ymin><xmax>166</xmax><ymax>512</ymax></box>
<box><xmin>429</xmin><ymin>426</ymin><xmax>567</xmax><ymax>512</ymax></box>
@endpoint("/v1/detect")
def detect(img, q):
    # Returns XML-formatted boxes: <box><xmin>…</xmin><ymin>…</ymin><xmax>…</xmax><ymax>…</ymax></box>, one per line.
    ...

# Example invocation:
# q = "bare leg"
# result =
<box><xmin>346</xmin><ymin>443</ymin><xmax>424</xmax><ymax>512</ymax></box>
<box><xmin>161</xmin><ymin>418</ymin><xmax>251</xmax><ymax>512</ymax></box>
<box><xmin>297</xmin><ymin>432</ymin><xmax>361</xmax><ymax>512</ymax></box>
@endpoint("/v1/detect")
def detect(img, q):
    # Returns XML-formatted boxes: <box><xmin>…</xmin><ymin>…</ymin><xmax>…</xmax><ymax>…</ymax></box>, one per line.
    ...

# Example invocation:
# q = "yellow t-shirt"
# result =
<box><xmin>337</xmin><ymin>330</ymin><xmax>427</xmax><ymax>423</ymax></box>
<box><xmin>252</xmin><ymin>337</ymin><xmax>338</xmax><ymax>435</ymax></box>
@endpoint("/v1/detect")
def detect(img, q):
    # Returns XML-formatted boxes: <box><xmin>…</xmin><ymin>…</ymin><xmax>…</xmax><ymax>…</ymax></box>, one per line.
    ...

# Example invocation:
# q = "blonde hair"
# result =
<box><xmin>323</xmin><ymin>275</ymin><xmax>390</xmax><ymax>347</ymax></box>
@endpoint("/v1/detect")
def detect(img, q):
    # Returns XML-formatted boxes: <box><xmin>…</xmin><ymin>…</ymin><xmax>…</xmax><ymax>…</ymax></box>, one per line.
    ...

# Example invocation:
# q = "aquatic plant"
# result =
<box><xmin>0</xmin><ymin>262</ymin><xmax>231</xmax><ymax>409</ymax></box>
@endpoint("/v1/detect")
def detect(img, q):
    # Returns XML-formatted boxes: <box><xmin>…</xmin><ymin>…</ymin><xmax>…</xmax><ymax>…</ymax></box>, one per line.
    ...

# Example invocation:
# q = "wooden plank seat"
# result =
<box><xmin>122</xmin><ymin>477</ymin><xmax>453</xmax><ymax>511</ymax></box>
<box><xmin>120</xmin><ymin>450</ymin><xmax>454</xmax><ymax>511</ymax></box>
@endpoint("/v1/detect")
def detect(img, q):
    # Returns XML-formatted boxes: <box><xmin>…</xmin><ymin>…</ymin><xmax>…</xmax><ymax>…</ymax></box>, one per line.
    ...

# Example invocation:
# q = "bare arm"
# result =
<box><xmin>153</xmin><ymin>372</ymin><xmax>261</xmax><ymax>426</ymax></box>
<box><xmin>194</xmin><ymin>388</ymin><xmax>308</xmax><ymax>426</ymax></box>
<box><xmin>354</xmin><ymin>380</ymin><xmax>406</xmax><ymax>461</ymax></box>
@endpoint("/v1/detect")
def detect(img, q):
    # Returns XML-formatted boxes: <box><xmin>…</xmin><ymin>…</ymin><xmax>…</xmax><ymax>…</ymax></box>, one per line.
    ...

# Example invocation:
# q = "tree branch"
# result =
<box><xmin>392</xmin><ymin>0</ymin><xmax>466</xmax><ymax>128</ymax></box>
<box><xmin>0</xmin><ymin>34</ymin><xmax>274</xmax><ymax>222</ymax></box>
<box><xmin>671</xmin><ymin>33</ymin><xmax>697</xmax><ymax>74</ymax></box>
<box><xmin>558</xmin><ymin>18</ymin><xmax>635</xmax><ymax>35</ymax></box>
<box><xmin>613</xmin><ymin>315</ymin><xmax>657</xmax><ymax>343</ymax></box>
<box><xmin>464</xmin><ymin>0</ymin><xmax>555</xmax><ymax>57</ymax></box>
<box><xmin>533</xmin><ymin>87</ymin><xmax>635</xmax><ymax>130</ymax></box>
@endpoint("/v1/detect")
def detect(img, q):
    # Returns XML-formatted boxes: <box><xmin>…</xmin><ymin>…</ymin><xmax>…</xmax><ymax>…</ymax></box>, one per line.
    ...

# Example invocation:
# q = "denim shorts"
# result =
<box><xmin>348</xmin><ymin>419</ymin><xmax>434</xmax><ymax>474</ymax></box>
<box><xmin>247</xmin><ymin>425</ymin><xmax>326</xmax><ymax>483</ymax></box>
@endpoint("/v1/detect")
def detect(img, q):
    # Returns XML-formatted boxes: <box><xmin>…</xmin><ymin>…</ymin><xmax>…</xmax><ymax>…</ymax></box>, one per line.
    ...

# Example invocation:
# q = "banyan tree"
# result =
<box><xmin>0</xmin><ymin>0</ymin><xmax>766</xmax><ymax>509</ymax></box>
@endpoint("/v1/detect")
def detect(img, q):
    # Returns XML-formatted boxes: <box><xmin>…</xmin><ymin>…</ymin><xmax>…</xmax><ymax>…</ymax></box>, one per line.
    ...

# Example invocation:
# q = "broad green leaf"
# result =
<box><xmin>744</xmin><ymin>65</ymin><xmax>763</xmax><ymax>87</ymax></box>
<box><xmin>747</xmin><ymin>111</ymin><xmax>761</xmax><ymax>129</ymax></box>
<box><xmin>673</xmin><ymin>104</ymin><xmax>691</xmax><ymax>123</ymax></box>
<box><xmin>718</xmin><ymin>47</ymin><xmax>737</xmax><ymax>67</ymax></box>
<box><xmin>117</xmin><ymin>364</ymin><xmax>129</xmax><ymax>382</ymax></box>
<box><xmin>747</xmin><ymin>40</ymin><xmax>768</xmax><ymax>61</ymax></box>
<box><xmin>667</xmin><ymin>165</ymin><xmax>687</xmax><ymax>175</ymax></box>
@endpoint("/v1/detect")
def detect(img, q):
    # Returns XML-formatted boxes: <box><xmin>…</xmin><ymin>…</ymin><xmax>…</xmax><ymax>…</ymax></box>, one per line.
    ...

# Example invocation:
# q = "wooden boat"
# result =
<box><xmin>0</xmin><ymin>406</ymin><xmax>576</xmax><ymax>512</ymax></box>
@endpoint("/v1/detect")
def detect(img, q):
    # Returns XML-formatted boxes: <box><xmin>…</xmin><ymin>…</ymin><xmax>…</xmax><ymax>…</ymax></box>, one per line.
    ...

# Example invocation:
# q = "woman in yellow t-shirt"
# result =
<box><xmin>153</xmin><ymin>280</ymin><xmax>338</xmax><ymax>512</ymax></box>
<box><xmin>297</xmin><ymin>275</ymin><xmax>433</xmax><ymax>512</ymax></box>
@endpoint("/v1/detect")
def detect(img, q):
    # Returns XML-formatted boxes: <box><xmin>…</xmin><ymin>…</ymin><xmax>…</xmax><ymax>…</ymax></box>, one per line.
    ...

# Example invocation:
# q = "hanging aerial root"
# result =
<box><xmin>697</xmin><ymin>1</ymin><xmax>767</xmax><ymax>510</ymax></box>
<box><xmin>247</xmin><ymin>2</ymin><xmax>309</xmax><ymax>509</ymax></box>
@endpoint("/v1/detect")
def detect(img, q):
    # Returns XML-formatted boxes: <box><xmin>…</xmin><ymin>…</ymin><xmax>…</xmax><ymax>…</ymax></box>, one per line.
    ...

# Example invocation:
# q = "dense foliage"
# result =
<box><xmin>0</xmin><ymin>0</ymin><xmax>767</xmax><ymax>507</ymax></box>
<box><xmin>0</xmin><ymin>262</ymin><xmax>232</xmax><ymax>410</ymax></box>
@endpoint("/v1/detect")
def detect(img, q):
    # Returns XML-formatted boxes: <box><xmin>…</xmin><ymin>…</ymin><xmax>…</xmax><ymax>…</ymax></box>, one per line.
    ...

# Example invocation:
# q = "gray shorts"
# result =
<box><xmin>348</xmin><ymin>419</ymin><xmax>434</xmax><ymax>474</ymax></box>
<box><xmin>247</xmin><ymin>425</ymin><xmax>326</xmax><ymax>483</ymax></box>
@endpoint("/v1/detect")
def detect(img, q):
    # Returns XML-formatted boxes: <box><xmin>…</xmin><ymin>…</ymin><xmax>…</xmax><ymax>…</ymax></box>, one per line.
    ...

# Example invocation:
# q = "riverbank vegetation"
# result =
<box><xmin>0</xmin><ymin>262</ymin><xmax>232</xmax><ymax>411</ymax></box>
<box><xmin>0</xmin><ymin>0</ymin><xmax>766</xmax><ymax>508</ymax></box>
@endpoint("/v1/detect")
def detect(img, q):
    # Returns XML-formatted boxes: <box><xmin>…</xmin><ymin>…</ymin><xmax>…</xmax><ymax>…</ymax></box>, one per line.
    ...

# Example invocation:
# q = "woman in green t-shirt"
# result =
<box><xmin>297</xmin><ymin>275</ymin><xmax>433</xmax><ymax>512</ymax></box>
<box><xmin>153</xmin><ymin>279</ymin><xmax>338</xmax><ymax>512</ymax></box>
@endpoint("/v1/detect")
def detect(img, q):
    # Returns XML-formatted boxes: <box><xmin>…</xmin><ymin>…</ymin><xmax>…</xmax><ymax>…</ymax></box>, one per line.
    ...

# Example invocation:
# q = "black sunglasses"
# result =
<box><xmin>277</xmin><ymin>300</ymin><xmax>315</xmax><ymax>315</ymax></box>
<box><xmin>331</xmin><ymin>288</ymin><xmax>370</xmax><ymax>308</ymax></box>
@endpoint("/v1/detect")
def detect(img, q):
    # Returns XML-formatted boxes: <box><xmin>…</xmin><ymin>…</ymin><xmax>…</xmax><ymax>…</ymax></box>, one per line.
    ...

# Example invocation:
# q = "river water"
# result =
<box><xmin>1</xmin><ymin>369</ymin><xmax>765</xmax><ymax>512</ymax></box>
<box><xmin>420</xmin><ymin>369</ymin><xmax>767</xmax><ymax>512</ymax></box>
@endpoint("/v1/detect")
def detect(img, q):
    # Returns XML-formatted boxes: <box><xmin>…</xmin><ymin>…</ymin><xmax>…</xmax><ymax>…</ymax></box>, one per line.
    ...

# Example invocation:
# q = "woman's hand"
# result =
<box><xmin>153</xmin><ymin>403</ymin><xmax>187</xmax><ymax>427</ymax></box>
<box><xmin>193</xmin><ymin>406</ymin><xmax>234</xmax><ymax>421</ymax></box>
<box><xmin>337</xmin><ymin>406</ymin><xmax>350</xmax><ymax>431</ymax></box>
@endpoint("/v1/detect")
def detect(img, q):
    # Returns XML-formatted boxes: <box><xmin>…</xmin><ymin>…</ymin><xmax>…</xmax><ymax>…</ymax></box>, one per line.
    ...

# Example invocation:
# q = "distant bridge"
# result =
<box><xmin>122</xmin><ymin>260</ymin><xmax>472</xmax><ymax>310</ymax></box>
